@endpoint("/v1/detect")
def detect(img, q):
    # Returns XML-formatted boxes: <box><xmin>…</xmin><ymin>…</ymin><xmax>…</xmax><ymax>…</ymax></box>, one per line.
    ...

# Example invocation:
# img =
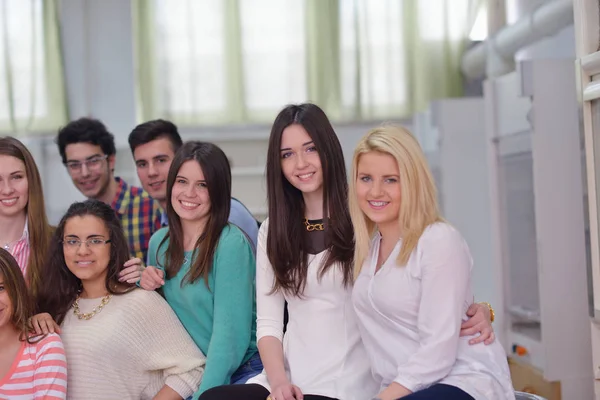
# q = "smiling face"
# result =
<box><xmin>280</xmin><ymin>124</ymin><xmax>323</xmax><ymax>196</ymax></box>
<box><xmin>133</xmin><ymin>137</ymin><xmax>175</xmax><ymax>205</ymax></box>
<box><xmin>64</xmin><ymin>143</ymin><xmax>115</xmax><ymax>199</ymax></box>
<box><xmin>171</xmin><ymin>160</ymin><xmax>211</xmax><ymax>226</ymax></box>
<box><xmin>0</xmin><ymin>273</ymin><xmax>11</xmax><ymax>330</ymax></box>
<box><xmin>0</xmin><ymin>155</ymin><xmax>28</xmax><ymax>219</ymax></box>
<box><xmin>63</xmin><ymin>215</ymin><xmax>111</xmax><ymax>285</ymax></box>
<box><xmin>355</xmin><ymin>151</ymin><xmax>402</xmax><ymax>231</ymax></box>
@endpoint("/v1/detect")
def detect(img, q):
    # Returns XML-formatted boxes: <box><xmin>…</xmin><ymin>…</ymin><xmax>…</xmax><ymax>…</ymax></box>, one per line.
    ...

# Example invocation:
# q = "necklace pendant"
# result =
<box><xmin>3</xmin><ymin>243</ymin><xmax>9</xmax><ymax>250</ymax></box>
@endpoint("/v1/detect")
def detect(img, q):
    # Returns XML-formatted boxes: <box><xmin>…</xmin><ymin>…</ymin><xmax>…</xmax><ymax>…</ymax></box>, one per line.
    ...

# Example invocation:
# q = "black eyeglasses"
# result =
<box><xmin>62</xmin><ymin>238</ymin><xmax>112</xmax><ymax>250</ymax></box>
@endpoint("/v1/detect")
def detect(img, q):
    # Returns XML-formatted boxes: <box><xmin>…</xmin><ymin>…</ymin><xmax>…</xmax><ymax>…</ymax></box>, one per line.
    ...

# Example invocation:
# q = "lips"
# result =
<box><xmin>76</xmin><ymin>260</ymin><xmax>94</xmax><ymax>266</ymax></box>
<box><xmin>179</xmin><ymin>200</ymin><xmax>200</xmax><ymax>210</ymax></box>
<box><xmin>368</xmin><ymin>200</ymin><xmax>389</xmax><ymax>210</ymax></box>
<box><xmin>296</xmin><ymin>172</ymin><xmax>315</xmax><ymax>182</ymax></box>
<box><xmin>0</xmin><ymin>198</ymin><xmax>18</xmax><ymax>206</ymax></box>
<box><xmin>148</xmin><ymin>180</ymin><xmax>165</xmax><ymax>189</ymax></box>
<box><xmin>78</xmin><ymin>179</ymin><xmax>98</xmax><ymax>190</ymax></box>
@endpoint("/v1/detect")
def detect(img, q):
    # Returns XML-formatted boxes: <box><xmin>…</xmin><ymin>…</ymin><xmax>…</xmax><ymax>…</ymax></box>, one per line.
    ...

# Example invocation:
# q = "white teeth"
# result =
<box><xmin>77</xmin><ymin>261</ymin><xmax>92</xmax><ymax>265</ymax></box>
<box><xmin>181</xmin><ymin>201</ymin><xmax>198</xmax><ymax>207</ymax></box>
<box><xmin>1</xmin><ymin>198</ymin><xmax>17</xmax><ymax>205</ymax></box>
<box><xmin>369</xmin><ymin>201</ymin><xmax>388</xmax><ymax>207</ymax></box>
<box><xmin>298</xmin><ymin>173</ymin><xmax>314</xmax><ymax>179</ymax></box>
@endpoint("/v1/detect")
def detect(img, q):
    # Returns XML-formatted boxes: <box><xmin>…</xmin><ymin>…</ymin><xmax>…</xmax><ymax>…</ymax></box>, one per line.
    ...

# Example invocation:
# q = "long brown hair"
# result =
<box><xmin>0</xmin><ymin>137</ymin><xmax>53</xmax><ymax>297</ymax></box>
<box><xmin>266</xmin><ymin>103</ymin><xmax>353</xmax><ymax>296</ymax></box>
<box><xmin>159</xmin><ymin>141</ymin><xmax>231</xmax><ymax>286</ymax></box>
<box><xmin>0</xmin><ymin>248</ymin><xmax>37</xmax><ymax>342</ymax></box>
<box><xmin>35</xmin><ymin>200</ymin><xmax>134</xmax><ymax>325</ymax></box>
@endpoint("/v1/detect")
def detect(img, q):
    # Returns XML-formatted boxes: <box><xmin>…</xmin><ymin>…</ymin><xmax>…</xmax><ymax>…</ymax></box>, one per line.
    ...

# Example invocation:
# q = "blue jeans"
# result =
<box><xmin>230</xmin><ymin>352</ymin><xmax>263</xmax><ymax>384</ymax></box>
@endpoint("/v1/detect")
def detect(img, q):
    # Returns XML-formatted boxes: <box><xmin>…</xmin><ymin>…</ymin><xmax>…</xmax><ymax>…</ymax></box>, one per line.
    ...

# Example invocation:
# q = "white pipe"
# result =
<box><xmin>462</xmin><ymin>0</ymin><xmax>573</xmax><ymax>79</ymax></box>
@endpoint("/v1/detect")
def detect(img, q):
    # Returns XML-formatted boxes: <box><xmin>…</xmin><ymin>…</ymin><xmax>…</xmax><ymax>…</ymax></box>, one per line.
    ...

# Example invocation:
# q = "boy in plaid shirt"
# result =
<box><xmin>56</xmin><ymin>118</ymin><xmax>161</xmax><ymax>261</ymax></box>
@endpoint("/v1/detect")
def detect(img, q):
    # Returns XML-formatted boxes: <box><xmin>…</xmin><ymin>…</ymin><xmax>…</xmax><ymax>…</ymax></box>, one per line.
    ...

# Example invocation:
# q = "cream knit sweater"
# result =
<box><xmin>60</xmin><ymin>288</ymin><xmax>205</xmax><ymax>399</ymax></box>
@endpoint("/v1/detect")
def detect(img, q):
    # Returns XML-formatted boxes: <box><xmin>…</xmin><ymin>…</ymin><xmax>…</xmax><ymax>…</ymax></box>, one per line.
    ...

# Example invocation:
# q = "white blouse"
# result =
<box><xmin>247</xmin><ymin>219</ymin><xmax>378</xmax><ymax>400</ymax></box>
<box><xmin>352</xmin><ymin>223</ymin><xmax>515</xmax><ymax>400</ymax></box>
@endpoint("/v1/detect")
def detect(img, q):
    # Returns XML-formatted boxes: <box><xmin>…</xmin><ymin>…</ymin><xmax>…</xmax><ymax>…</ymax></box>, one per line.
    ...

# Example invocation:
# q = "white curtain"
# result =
<box><xmin>0</xmin><ymin>0</ymin><xmax>66</xmax><ymax>134</ymax></box>
<box><xmin>135</xmin><ymin>0</ymin><xmax>473</xmax><ymax>126</ymax></box>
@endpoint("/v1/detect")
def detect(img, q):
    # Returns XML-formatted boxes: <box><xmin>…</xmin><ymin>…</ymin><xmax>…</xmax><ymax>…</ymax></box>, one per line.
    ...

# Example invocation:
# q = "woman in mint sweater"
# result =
<box><xmin>140</xmin><ymin>141</ymin><xmax>260</xmax><ymax>397</ymax></box>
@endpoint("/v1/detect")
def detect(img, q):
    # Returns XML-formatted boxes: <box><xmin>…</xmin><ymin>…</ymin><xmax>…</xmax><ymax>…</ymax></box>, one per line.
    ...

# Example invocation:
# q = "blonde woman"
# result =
<box><xmin>349</xmin><ymin>125</ymin><xmax>514</xmax><ymax>400</ymax></box>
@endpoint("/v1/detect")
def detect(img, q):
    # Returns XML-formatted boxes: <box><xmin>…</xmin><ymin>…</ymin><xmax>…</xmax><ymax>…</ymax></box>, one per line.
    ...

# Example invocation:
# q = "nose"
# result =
<box><xmin>148</xmin><ymin>162</ymin><xmax>158</xmax><ymax>177</ymax></box>
<box><xmin>80</xmin><ymin>163</ymin><xmax>91</xmax><ymax>177</ymax></box>
<box><xmin>295</xmin><ymin>152</ymin><xmax>308</xmax><ymax>169</ymax></box>
<box><xmin>185</xmin><ymin>184</ymin><xmax>196</xmax><ymax>198</ymax></box>
<box><xmin>0</xmin><ymin>179</ymin><xmax>13</xmax><ymax>195</ymax></box>
<box><xmin>369</xmin><ymin>179</ymin><xmax>383</xmax><ymax>197</ymax></box>
<box><xmin>76</xmin><ymin>241</ymin><xmax>92</xmax><ymax>256</ymax></box>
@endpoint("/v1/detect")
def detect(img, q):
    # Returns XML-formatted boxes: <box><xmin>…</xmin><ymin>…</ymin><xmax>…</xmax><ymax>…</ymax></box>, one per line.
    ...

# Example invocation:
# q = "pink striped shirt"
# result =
<box><xmin>8</xmin><ymin>220</ymin><xmax>30</xmax><ymax>279</ymax></box>
<box><xmin>0</xmin><ymin>333</ymin><xmax>67</xmax><ymax>399</ymax></box>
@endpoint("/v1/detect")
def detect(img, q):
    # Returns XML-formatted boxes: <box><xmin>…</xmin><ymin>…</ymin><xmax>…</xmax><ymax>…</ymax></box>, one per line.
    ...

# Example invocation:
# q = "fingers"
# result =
<box><xmin>29</xmin><ymin>314</ymin><xmax>60</xmax><ymax>335</ymax></box>
<box><xmin>118</xmin><ymin>265</ymin><xmax>141</xmax><ymax>283</ymax></box>
<box><xmin>292</xmin><ymin>385</ymin><xmax>304</xmax><ymax>400</ymax></box>
<box><xmin>466</xmin><ymin>303</ymin><xmax>478</xmax><ymax>316</ymax></box>
<box><xmin>460</xmin><ymin>325</ymin><xmax>479</xmax><ymax>337</ymax></box>
<box><xmin>123</xmin><ymin>257</ymin><xmax>143</xmax><ymax>268</ymax></box>
<box><xmin>484</xmin><ymin>331</ymin><xmax>496</xmax><ymax>345</ymax></box>
<box><xmin>460</xmin><ymin>317</ymin><xmax>477</xmax><ymax>330</ymax></box>
<box><xmin>148</xmin><ymin>266</ymin><xmax>165</xmax><ymax>285</ymax></box>
<box><xmin>140</xmin><ymin>266</ymin><xmax>165</xmax><ymax>290</ymax></box>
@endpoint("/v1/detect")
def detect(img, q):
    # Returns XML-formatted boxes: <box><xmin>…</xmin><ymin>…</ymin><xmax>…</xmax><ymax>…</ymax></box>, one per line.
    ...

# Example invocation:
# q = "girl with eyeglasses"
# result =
<box><xmin>30</xmin><ymin>200</ymin><xmax>206</xmax><ymax>399</ymax></box>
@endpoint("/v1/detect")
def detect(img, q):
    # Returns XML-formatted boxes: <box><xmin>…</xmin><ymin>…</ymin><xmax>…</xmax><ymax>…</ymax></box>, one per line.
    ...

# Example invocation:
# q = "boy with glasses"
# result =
<box><xmin>56</xmin><ymin>118</ymin><xmax>161</xmax><ymax>262</ymax></box>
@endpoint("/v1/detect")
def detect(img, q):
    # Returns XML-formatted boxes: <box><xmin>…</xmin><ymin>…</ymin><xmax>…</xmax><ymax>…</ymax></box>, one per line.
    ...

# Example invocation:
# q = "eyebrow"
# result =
<box><xmin>136</xmin><ymin>154</ymin><xmax>170</xmax><ymax>163</ymax></box>
<box><xmin>66</xmin><ymin>154</ymin><xmax>104</xmax><ymax>163</ymax></box>
<box><xmin>280</xmin><ymin>141</ymin><xmax>314</xmax><ymax>151</ymax></box>
<box><xmin>8</xmin><ymin>170</ymin><xmax>25</xmax><ymax>175</ymax></box>
<box><xmin>64</xmin><ymin>234</ymin><xmax>106</xmax><ymax>239</ymax></box>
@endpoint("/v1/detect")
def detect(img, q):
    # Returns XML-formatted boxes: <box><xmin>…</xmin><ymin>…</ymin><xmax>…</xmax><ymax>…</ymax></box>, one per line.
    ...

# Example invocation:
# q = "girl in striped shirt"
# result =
<box><xmin>0</xmin><ymin>247</ymin><xmax>68</xmax><ymax>399</ymax></box>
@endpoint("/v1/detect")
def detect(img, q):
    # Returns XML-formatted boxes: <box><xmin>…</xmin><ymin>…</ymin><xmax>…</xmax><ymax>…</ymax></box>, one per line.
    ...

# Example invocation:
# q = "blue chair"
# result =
<box><xmin>514</xmin><ymin>392</ymin><xmax>547</xmax><ymax>400</ymax></box>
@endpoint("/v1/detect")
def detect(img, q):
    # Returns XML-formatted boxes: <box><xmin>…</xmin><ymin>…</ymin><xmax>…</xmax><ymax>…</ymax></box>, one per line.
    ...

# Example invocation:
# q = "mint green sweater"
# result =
<box><xmin>147</xmin><ymin>225</ymin><xmax>258</xmax><ymax>397</ymax></box>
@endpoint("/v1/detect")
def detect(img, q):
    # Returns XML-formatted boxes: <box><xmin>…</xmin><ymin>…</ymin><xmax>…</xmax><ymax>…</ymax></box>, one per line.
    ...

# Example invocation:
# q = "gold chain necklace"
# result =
<box><xmin>304</xmin><ymin>218</ymin><xmax>324</xmax><ymax>232</ymax></box>
<box><xmin>73</xmin><ymin>294</ymin><xmax>112</xmax><ymax>320</ymax></box>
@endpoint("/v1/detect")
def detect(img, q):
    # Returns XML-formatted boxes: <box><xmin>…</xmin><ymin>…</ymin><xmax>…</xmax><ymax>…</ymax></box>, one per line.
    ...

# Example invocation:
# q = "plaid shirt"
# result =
<box><xmin>111</xmin><ymin>177</ymin><xmax>161</xmax><ymax>261</ymax></box>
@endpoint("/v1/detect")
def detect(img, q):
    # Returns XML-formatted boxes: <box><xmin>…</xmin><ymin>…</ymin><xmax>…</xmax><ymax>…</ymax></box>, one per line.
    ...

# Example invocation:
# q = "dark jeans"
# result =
<box><xmin>230</xmin><ymin>352</ymin><xmax>263</xmax><ymax>384</ymax></box>
<box><xmin>198</xmin><ymin>383</ymin><xmax>338</xmax><ymax>400</ymax></box>
<box><xmin>400</xmin><ymin>384</ymin><xmax>475</xmax><ymax>400</ymax></box>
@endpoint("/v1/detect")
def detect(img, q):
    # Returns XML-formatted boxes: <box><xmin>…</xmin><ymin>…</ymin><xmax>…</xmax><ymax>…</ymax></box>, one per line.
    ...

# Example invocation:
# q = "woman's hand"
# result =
<box><xmin>139</xmin><ymin>265</ymin><xmax>165</xmax><ymax>290</ymax></box>
<box><xmin>268</xmin><ymin>380</ymin><xmax>304</xmax><ymax>400</ymax></box>
<box><xmin>29</xmin><ymin>313</ymin><xmax>61</xmax><ymax>335</ymax></box>
<box><xmin>375</xmin><ymin>382</ymin><xmax>412</xmax><ymax>400</ymax></box>
<box><xmin>119</xmin><ymin>257</ymin><xmax>145</xmax><ymax>284</ymax></box>
<box><xmin>460</xmin><ymin>302</ymin><xmax>495</xmax><ymax>345</ymax></box>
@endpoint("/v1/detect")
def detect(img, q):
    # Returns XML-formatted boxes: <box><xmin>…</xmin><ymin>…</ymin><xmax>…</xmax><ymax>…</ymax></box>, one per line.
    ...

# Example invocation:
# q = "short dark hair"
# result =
<box><xmin>56</xmin><ymin>118</ymin><xmax>116</xmax><ymax>164</ymax></box>
<box><xmin>128</xmin><ymin>119</ymin><xmax>183</xmax><ymax>154</ymax></box>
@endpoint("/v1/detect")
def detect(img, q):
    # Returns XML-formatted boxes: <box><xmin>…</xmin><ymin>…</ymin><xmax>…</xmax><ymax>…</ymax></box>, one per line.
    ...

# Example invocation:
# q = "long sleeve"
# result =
<box><xmin>33</xmin><ymin>333</ymin><xmax>68</xmax><ymax>399</ymax></box>
<box><xmin>197</xmin><ymin>227</ymin><xmax>256</xmax><ymax>395</ymax></box>
<box><xmin>255</xmin><ymin>220</ymin><xmax>285</xmax><ymax>342</ymax></box>
<box><xmin>131</xmin><ymin>291</ymin><xmax>206</xmax><ymax>398</ymax></box>
<box><xmin>393</xmin><ymin>225</ymin><xmax>473</xmax><ymax>392</ymax></box>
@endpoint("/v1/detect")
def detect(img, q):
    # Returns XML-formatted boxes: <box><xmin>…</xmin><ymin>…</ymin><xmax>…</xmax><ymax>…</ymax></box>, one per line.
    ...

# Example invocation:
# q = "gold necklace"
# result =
<box><xmin>73</xmin><ymin>294</ymin><xmax>112</xmax><ymax>320</ymax></box>
<box><xmin>304</xmin><ymin>218</ymin><xmax>324</xmax><ymax>232</ymax></box>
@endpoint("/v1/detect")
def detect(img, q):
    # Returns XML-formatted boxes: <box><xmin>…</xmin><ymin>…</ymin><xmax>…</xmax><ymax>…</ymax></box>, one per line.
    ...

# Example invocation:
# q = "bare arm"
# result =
<box><xmin>153</xmin><ymin>385</ymin><xmax>183</xmax><ymax>400</ymax></box>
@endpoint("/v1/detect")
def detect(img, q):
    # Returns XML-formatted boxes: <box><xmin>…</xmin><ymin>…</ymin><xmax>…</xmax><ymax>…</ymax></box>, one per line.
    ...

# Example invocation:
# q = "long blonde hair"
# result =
<box><xmin>349</xmin><ymin>125</ymin><xmax>442</xmax><ymax>277</ymax></box>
